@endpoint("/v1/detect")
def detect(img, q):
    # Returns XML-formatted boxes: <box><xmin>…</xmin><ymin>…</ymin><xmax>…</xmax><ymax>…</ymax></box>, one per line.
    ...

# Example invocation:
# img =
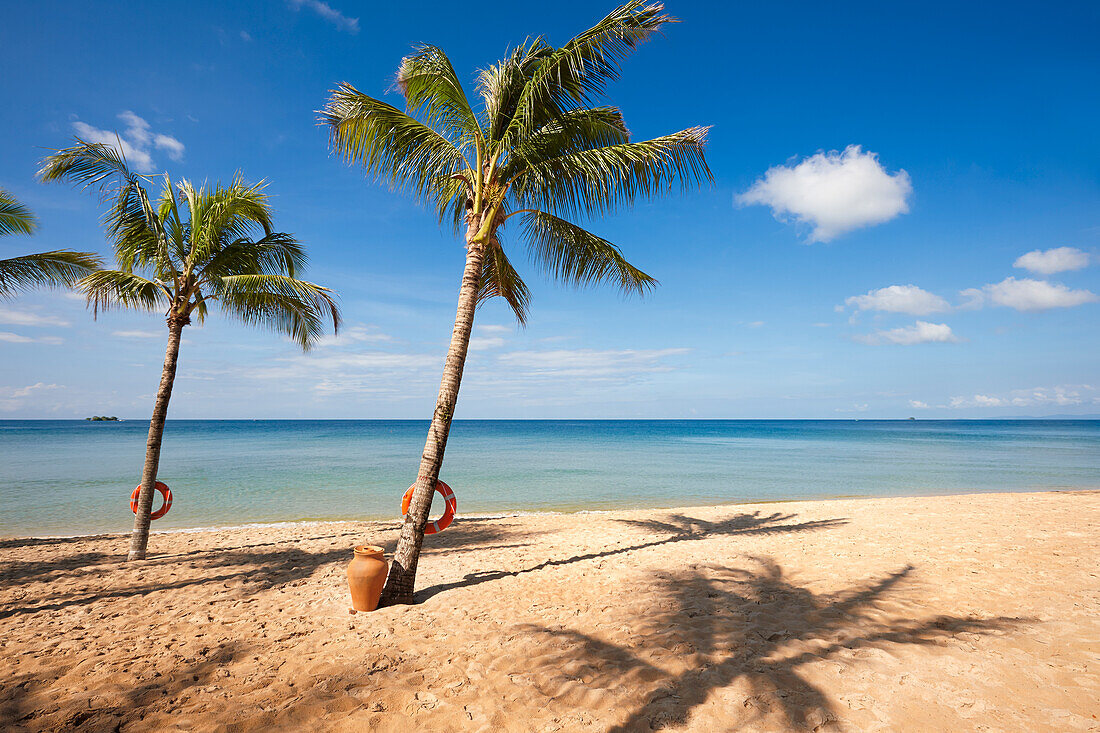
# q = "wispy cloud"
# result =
<box><xmin>313</xmin><ymin>324</ymin><xmax>393</xmax><ymax>348</ymax></box>
<box><xmin>0</xmin><ymin>331</ymin><xmax>63</xmax><ymax>345</ymax></box>
<box><xmin>496</xmin><ymin>348</ymin><xmax>689</xmax><ymax>379</ymax></box>
<box><xmin>71</xmin><ymin>110</ymin><xmax>184</xmax><ymax>172</ymax></box>
<box><xmin>112</xmin><ymin>330</ymin><xmax>163</xmax><ymax>339</ymax></box>
<box><xmin>948</xmin><ymin>384</ymin><xmax>1095</xmax><ymax>409</ymax></box>
<box><xmin>287</xmin><ymin>0</ymin><xmax>359</xmax><ymax>33</ymax></box>
<box><xmin>960</xmin><ymin>277</ymin><xmax>1098</xmax><ymax>311</ymax></box>
<box><xmin>0</xmin><ymin>382</ymin><xmax>64</xmax><ymax>412</ymax></box>
<box><xmin>1014</xmin><ymin>246</ymin><xmax>1091</xmax><ymax>275</ymax></box>
<box><xmin>0</xmin><ymin>307</ymin><xmax>70</xmax><ymax>328</ymax></box>
<box><xmin>468</xmin><ymin>324</ymin><xmax>512</xmax><ymax>351</ymax></box>
<box><xmin>738</xmin><ymin>145</ymin><xmax>911</xmax><ymax>242</ymax></box>
<box><xmin>854</xmin><ymin>321</ymin><xmax>960</xmax><ymax>346</ymax></box>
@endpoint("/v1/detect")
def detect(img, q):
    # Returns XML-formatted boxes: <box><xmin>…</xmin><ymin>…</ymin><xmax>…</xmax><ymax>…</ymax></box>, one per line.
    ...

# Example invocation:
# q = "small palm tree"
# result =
<box><xmin>40</xmin><ymin>141</ymin><xmax>341</xmax><ymax>560</ymax></box>
<box><xmin>0</xmin><ymin>188</ymin><xmax>100</xmax><ymax>298</ymax></box>
<box><xmin>321</xmin><ymin>0</ymin><xmax>710</xmax><ymax>605</ymax></box>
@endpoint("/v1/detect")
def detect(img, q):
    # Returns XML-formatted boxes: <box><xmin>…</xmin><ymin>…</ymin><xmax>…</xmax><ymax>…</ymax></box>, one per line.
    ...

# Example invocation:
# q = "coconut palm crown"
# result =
<box><xmin>321</xmin><ymin>0</ymin><xmax>711</xmax><ymax>605</ymax></box>
<box><xmin>40</xmin><ymin>140</ymin><xmax>341</xmax><ymax>560</ymax></box>
<box><xmin>321</xmin><ymin>0</ymin><xmax>709</xmax><ymax>323</ymax></box>
<box><xmin>39</xmin><ymin>142</ymin><xmax>340</xmax><ymax>347</ymax></box>
<box><xmin>0</xmin><ymin>188</ymin><xmax>101</xmax><ymax>298</ymax></box>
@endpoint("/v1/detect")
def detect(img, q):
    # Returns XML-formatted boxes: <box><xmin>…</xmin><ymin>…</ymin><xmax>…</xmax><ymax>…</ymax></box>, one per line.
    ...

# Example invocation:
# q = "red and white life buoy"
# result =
<box><xmin>130</xmin><ymin>481</ymin><xmax>173</xmax><ymax>520</ymax></box>
<box><xmin>401</xmin><ymin>478</ymin><xmax>456</xmax><ymax>534</ymax></box>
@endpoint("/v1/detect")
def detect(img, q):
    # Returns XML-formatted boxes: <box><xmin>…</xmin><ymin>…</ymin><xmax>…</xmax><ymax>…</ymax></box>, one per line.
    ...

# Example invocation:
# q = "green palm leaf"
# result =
<box><xmin>78</xmin><ymin>269</ymin><xmax>171</xmax><ymax>316</ymax></box>
<box><xmin>502</xmin><ymin>1</ymin><xmax>672</xmax><ymax>145</ymax></box>
<box><xmin>396</xmin><ymin>45</ymin><xmax>483</xmax><ymax>144</ymax></box>
<box><xmin>523</xmin><ymin>210</ymin><xmax>656</xmax><ymax>295</ymax></box>
<box><xmin>320</xmin><ymin>84</ymin><xmax>469</xmax><ymax>203</ymax></box>
<box><xmin>477</xmin><ymin>243</ymin><xmax>531</xmax><ymax>324</ymax></box>
<box><xmin>513</xmin><ymin>126</ymin><xmax>711</xmax><ymax>219</ymax></box>
<box><xmin>0</xmin><ymin>189</ymin><xmax>38</xmax><ymax>237</ymax></box>
<box><xmin>212</xmin><ymin>274</ymin><xmax>340</xmax><ymax>349</ymax></box>
<box><xmin>0</xmin><ymin>250</ymin><xmax>102</xmax><ymax>299</ymax></box>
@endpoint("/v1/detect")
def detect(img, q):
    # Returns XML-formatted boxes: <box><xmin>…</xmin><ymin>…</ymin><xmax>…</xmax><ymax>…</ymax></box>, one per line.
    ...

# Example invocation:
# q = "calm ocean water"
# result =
<box><xmin>1</xmin><ymin>419</ymin><xmax>1098</xmax><ymax>537</ymax></box>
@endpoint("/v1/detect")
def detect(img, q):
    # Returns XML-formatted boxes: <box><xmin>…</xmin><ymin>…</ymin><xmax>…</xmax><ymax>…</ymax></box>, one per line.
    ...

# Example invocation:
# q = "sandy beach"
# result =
<box><xmin>1</xmin><ymin>490</ymin><xmax>1097</xmax><ymax>731</ymax></box>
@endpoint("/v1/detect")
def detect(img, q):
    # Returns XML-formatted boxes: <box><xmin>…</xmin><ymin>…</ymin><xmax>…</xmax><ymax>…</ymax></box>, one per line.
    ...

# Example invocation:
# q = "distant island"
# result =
<box><xmin>85</xmin><ymin>416</ymin><xmax>121</xmax><ymax>421</ymax></box>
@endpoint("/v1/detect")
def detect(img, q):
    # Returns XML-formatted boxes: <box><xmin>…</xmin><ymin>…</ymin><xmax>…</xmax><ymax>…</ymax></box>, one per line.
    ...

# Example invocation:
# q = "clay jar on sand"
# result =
<box><xmin>347</xmin><ymin>545</ymin><xmax>388</xmax><ymax>611</ymax></box>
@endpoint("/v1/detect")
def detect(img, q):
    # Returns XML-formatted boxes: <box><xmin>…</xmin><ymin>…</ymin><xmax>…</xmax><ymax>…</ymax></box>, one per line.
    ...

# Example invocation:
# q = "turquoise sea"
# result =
<box><xmin>1</xmin><ymin>419</ymin><xmax>1098</xmax><ymax>537</ymax></box>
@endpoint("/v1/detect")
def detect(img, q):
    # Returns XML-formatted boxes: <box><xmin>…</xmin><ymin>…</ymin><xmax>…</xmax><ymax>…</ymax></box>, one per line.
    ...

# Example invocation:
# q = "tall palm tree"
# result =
<box><xmin>0</xmin><ymin>188</ymin><xmax>100</xmax><ymax>298</ymax></box>
<box><xmin>321</xmin><ymin>0</ymin><xmax>711</xmax><ymax>605</ymax></box>
<box><xmin>40</xmin><ymin>141</ymin><xmax>341</xmax><ymax>560</ymax></box>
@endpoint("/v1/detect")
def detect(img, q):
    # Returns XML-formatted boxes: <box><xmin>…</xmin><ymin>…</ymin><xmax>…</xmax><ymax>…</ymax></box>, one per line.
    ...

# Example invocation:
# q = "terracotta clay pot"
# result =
<box><xmin>347</xmin><ymin>545</ymin><xmax>388</xmax><ymax>611</ymax></box>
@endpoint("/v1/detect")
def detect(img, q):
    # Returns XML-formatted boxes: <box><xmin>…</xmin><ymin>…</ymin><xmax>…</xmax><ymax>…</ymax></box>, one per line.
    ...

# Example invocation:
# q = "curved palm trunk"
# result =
<box><xmin>127</xmin><ymin>316</ymin><xmax>185</xmax><ymax>560</ymax></box>
<box><xmin>379</xmin><ymin>236</ymin><xmax>487</xmax><ymax>606</ymax></box>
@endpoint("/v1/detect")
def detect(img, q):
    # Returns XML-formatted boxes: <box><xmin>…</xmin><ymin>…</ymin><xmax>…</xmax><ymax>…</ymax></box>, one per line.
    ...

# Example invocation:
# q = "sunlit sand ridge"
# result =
<box><xmin>1</xmin><ymin>490</ymin><xmax>1096</xmax><ymax>731</ymax></box>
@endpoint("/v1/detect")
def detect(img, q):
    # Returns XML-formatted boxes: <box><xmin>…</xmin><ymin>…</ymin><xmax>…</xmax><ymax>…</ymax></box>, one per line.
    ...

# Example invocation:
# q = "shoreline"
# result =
<box><xmin>6</xmin><ymin>486</ymin><xmax>1098</xmax><ymax>542</ymax></box>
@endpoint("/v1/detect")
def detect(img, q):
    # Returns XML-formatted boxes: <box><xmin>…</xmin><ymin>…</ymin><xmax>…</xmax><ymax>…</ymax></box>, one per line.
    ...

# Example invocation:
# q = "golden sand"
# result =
<box><xmin>1</xmin><ymin>491</ymin><xmax>1097</xmax><ymax>731</ymax></box>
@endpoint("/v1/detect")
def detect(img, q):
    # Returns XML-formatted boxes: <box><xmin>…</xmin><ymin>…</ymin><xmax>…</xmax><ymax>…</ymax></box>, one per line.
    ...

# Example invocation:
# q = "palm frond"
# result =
<box><xmin>505</xmin><ymin>106</ymin><xmax>629</xmax><ymax>175</ymax></box>
<box><xmin>0</xmin><ymin>189</ymin><xmax>38</xmax><ymax>237</ymax></box>
<box><xmin>476</xmin><ymin>40</ymin><xmax>554</xmax><ymax>144</ymax></box>
<box><xmin>320</xmin><ymin>84</ymin><xmax>469</xmax><ymax>204</ymax></box>
<box><xmin>38</xmin><ymin>138</ymin><xmax>144</xmax><ymax>193</ymax></box>
<box><xmin>211</xmin><ymin>274</ymin><xmax>340</xmax><ymax>350</ymax></box>
<box><xmin>503</xmin><ymin>1</ymin><xmax>673</xmax><ymax>144</ymax></box>
<box><xmin>78</xmin><ymin>269</ymin><xmax>171</xmax><ymax>316</ymax></box>
<box><xmin>184</xmin><ymin>177</ymin><xmax>274</xmax><ymax>266</ymax></box>
<box><xmin>202</xmin><ymin>232</ymin><xmax>307</xmax><ymax>279</ymax></box>
<box><xmin>523</xmin><ymin>210</ymin><xmax>656</xmax><ymax>295</ymax></box>
<box><xmin>39</xmin><ymin>140</ymin><xmax>172</xmax><ymax>276</ymax></box>
<box><xmin>0</xmin><ymin>250</ymin><xmax>102</xmax><ymax>299</ymax></box>
<box><xmin>396</xmin><ymin>45</ymin><xmax>483</xmax><ymax>144</ymax></box>
<box><xmin>477</xmin><ymin>242</ymin><xmax>531</xmax><ymax>325</ymax></box>
<box><xmin>512</xmin><ymin>126</ymin><xmax>711</xmax><ymax>219</ymax></box>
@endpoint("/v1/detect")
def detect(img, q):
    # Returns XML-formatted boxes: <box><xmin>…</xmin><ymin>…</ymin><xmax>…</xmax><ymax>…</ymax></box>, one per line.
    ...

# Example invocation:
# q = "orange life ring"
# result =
<box><xmin>130</xmin><ymin>481</ymin><xmax>173</xmax><ymax>520</ymax></box>
<box><xmin>401</xmin><ymin>478</ymin><xmax>456</xmax><ymax>534</ymax></box>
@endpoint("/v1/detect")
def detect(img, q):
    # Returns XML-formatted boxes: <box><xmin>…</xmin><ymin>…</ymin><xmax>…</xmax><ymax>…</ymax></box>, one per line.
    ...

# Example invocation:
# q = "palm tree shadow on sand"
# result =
<box><xmin>416</xmin><ymin>510</ymin><xmax>847</xmax><ymax>602</ymax></box>
<box><xmin>521</xmin><ymin>557</ymin><xmax>1026</xmax><ymax>731</ymax></box>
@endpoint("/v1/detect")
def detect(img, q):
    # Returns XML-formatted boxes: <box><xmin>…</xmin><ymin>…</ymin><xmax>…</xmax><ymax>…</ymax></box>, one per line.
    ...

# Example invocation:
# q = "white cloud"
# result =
<box><xmin>855</xmin><ymin>321</ymin><xmax>960</xmax><ymax>346</ymax></box>
<box><xmin>0</xmin><ymin>331</ymin><xmax>63</xmax><ymax>345</ymax></box>
<box><xmin>0</xmin><ymin>382</ymin><xmax>65</xmax><ymax>412</ymax></box>
<box><xmin>496</xmin><ymin>348</ymin><xmax>688</xmax><ymax>378</ymax></box>
<box><xmin>960</xmin><ymin>277</ymin><xmax>1098</xmax><ymax>311</ymax></box>
<box><xmin>240</xmin><ymin>30</ymin><xmax>253</xmax><ymax>42</ymax></box>
<box><xmin>112</xmin><ymin>330</ymin><xmax>163</xmax><ymax>339</ymax></box>
<box><xmin>737</xmin><ymin>145</ymin><xmax>911</xmax><ymax>242</ymax></box>
<box><xmin>948</xmin><ymin>384</ymin><xmax>1095</xmax><ymax>409</ymax></box>
<box><xmin>468</xmin><ymin>336</ymin><xmax>505</xmax><ymax>351</ymax></box>
<box><xmin>0</xmin><ymin>307</ymin><xmax>70</xmax><ymax>327</ymax></box>
<box><xmin>1014</xmin><ymin>247</ymin><xmax>1090</xmax><ymax>275</ymax></box>
<box><xmin>313</xmin><ymin>325</ymin><xmax>393</xmax><ymax>348</ymax></box>
<box><xmin>468</xmin><ymin>324</ymin><xmax>513</xmax><ymax>351</ymax></box>
<box><xmin>746</xmin><ymin>320</ymin><xmax>765</xmax><ymax>328</ymax></box>
<box><xmin>71</xmin><ymin>111</ymin><xmax>185</xmax><ymax>172</ymax></box>
<box><xmin>288</xmin><ymin>0</ymin><xmax>359</xmax><ymax>33</ymax></box>
<box><xmin>845</xmin><ymin>285</ymin><xmax>950</xmax><ymax>315</ymax></box>
<box><xmin>7</xmin><ymin>382</ymin><xmax>63</xmax><ymax>399</ymax></box>
<box><xmin>908</xmin><ymin>400</ymin><xmax>930</xmax><ymax>409</ymax></box>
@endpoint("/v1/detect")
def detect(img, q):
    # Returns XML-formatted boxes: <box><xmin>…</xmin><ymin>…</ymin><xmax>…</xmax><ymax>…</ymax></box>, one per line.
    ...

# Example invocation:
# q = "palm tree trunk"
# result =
<box><xmin>378</xmin><ymin>236</ymin><xmax>488</xmax><ymax>606</ymax></box>
<box><xmin>127</xmin><ymin>316</ymin><xmax>185</xmax><ymax>560</ymax></box>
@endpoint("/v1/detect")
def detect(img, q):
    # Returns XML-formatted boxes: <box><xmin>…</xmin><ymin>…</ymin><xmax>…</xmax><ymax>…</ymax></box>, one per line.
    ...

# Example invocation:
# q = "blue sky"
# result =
<box><xmin>1</xmin><ymin>0</ymin><xmax>1098</xmax><ymax>418</ymax></box>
